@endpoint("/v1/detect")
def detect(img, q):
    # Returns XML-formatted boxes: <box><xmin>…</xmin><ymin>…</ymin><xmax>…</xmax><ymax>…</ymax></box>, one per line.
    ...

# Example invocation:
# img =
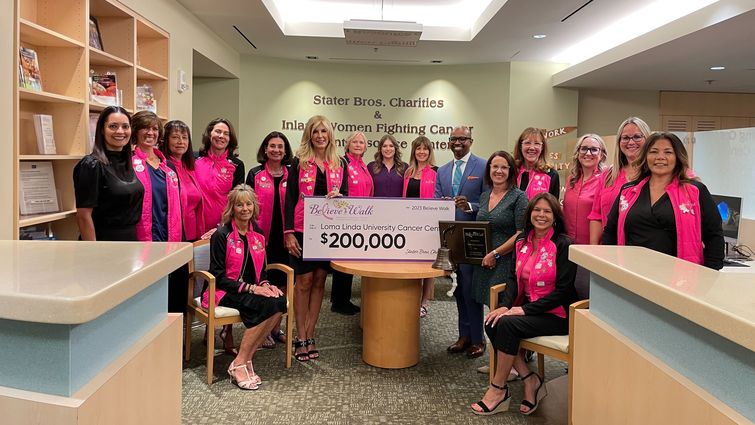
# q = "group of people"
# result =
<box><xmin>73</xmin><ymin>109</ymin><xmax>724</xmax><ymax>412</ymax></box>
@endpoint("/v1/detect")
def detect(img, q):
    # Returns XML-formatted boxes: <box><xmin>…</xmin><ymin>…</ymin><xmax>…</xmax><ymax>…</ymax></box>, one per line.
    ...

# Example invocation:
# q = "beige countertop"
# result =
<box><xmin>0</xmin><ymin>241</ymin><xmax>192</xmax><ymax>324</ymax></box>
<box><xmin>570</xmin><ymin>245</ymin><xmax>755</xmax><ymax>352</ymax></box>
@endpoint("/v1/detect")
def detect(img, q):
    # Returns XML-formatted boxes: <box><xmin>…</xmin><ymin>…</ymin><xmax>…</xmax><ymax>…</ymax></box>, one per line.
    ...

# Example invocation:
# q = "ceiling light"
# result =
<box><xmin>533</xmin><ymin>34</ymin><xmax>547</xmax><ymax>39</ymax></box>
<box><xmin>552</xmin><ymin>0</ymin><xmax>719</xmax><ymax>65</ymax></box>
<box><xmin>343</xmin><ymin>20</ymin><xmax>422</xmax><ymax>47</ymax></box>
<box><xmin>710</xmin><ymin>66</ymin><xmax>725</xmax><ymax>71</ymax></box>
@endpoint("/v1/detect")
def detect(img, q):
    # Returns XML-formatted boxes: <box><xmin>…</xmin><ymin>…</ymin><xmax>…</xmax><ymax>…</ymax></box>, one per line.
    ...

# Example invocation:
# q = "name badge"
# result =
<box><xmin>536</xmin><ymin>281</ymin><xmax>545</xmax><ymax>287</ymax></box>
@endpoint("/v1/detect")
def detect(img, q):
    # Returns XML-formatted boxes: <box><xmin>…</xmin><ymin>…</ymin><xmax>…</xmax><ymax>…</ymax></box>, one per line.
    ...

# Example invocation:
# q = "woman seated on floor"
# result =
<box><xmin>203</xmin><ymin>184</ymin><xmax>287</xmax><ymax>390</ymax></box>
<box><xmin>471</xmin><ymin>192</ymin><xmax>577</xmax><ymax>416</ymax></box>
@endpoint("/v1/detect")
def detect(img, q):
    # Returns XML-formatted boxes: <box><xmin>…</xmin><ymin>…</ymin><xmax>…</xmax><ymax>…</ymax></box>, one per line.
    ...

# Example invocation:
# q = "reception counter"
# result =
<box><xmin>569</xmin><ymin>246</ymin><xmax>754</xmax><ymax>425</ymax></box>
<box><xmin>0</xmin><ymin>240</ymin><xmax>191</xmax><ymax>425</ymax></box>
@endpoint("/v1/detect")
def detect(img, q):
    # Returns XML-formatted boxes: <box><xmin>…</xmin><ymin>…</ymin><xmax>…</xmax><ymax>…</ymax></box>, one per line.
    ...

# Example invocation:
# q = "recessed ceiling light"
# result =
<box><xmin>710</xmin><ymin>66</ymin><xmax>725</xmax><ymax>71</ymax></box>
<box><xmin>533</xmin><ymin>34</ymin><xmax>547</xmax><ymax>39</ymax></box>
<box><xmin>431</xmin><ymin>60</ymin><xmax>443</xmax><ymax>63</ymax></box>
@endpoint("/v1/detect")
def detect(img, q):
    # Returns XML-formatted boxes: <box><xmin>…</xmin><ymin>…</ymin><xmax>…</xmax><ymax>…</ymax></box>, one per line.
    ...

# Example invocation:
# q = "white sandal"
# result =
<box><xmin>227</xmin><ymin>362</ymin><xmax>259</xmax><ymax>390</ymax></box>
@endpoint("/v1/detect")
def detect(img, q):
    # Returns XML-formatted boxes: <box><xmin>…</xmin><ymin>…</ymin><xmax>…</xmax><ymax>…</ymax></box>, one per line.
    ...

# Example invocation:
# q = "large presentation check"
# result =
<box><xmin>303</xmin><ymin>197</ymin><xmax>456</xmax><ymax>261</ymax></box>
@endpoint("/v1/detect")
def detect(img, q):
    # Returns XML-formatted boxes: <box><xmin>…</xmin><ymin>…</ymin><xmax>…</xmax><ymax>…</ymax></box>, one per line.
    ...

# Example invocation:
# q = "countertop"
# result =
<box><xmin>0</xmin><ymin>241</ymin><xmax>192</xmax><ymax>324</ymax></box>
<box><xmin>570</xmin><ymin>245</ymin><xmax>755</xmax><ymax>352</ymax></box>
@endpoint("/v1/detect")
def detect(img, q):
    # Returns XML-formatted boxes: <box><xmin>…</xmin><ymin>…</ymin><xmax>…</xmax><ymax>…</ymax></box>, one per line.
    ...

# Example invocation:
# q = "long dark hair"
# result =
<box><xmin>257</xmin><ymin>131</ymin><xmax>293</xmax><ymax>165</ymax></box>
<box><xmin>199</xmin><ymin>118</ymin><xmax>239</xmax><ymax>157</ymax></box>
<box><xmin>161</xmin><ymin>120</ymin><xmax>195</xmax><ymax>170</ymax></box>
<box><xmin>635</xmin><ymin>132</ymin><xmax>694</xmax><ymax>183</ymax></box>
<box><xmin>521</xmin><ymin>193</ymin><xmax>566</xmax><ymax>237</ymax></box>
<box><xmin>372</xmin><ymin>134</ymin><xmax>406</xmax><ymax>175</ymax></box>
<box><xmin>92</xmin><ymin>106</ymin><xmax>132</xmax><ymax>169</ymax></box>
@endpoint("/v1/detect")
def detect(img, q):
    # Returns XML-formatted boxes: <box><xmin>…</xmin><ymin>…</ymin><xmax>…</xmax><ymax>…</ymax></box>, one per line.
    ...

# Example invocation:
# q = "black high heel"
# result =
<box><xmin>471</xmin><ymin>382</ymin><xmax>510</xmax><ymax>416</ymax></box>
<box><xmin>293</xmin><ymin>338</ymin><xmax>309</xmax><ymax>362</ymax></box>
<box><xmin>520</xmin><ymin>372</ymin><xmax>546</xmax><ymax>415</ymax></box>
<box><xmin>306</xmin><ymin>338</ymin><xmax>319</xmax><ymax>359</ymax></box>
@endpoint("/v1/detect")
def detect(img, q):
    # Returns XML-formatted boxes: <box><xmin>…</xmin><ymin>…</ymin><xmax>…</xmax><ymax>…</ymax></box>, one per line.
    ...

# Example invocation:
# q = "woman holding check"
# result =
<box><xmin>284</xmin><ymin>115</ymin><xmax>348</xmax><ymax>362</ymax></box>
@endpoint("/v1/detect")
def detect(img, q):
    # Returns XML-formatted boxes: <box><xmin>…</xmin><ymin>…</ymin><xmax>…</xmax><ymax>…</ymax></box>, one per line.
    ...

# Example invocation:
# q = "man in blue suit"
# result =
<box><xmin>434</xmin><ymin>125</ymin><xmax>487</xmax><ymax>358</ymax></box>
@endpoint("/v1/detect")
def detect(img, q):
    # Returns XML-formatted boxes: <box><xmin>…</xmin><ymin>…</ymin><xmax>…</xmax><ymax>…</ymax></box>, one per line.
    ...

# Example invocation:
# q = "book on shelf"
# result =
<box><xmin>136</xmin><ymin>84</ymin><xmax>157</xmax><ymax>113</ymax></box>
<box><xmin>19</xmin><ymin>47</ymin><xmax>42</xmax><ymax>91</ymax></box>
<box><xmin>89</xmin><ymin>16</ymin><xmax>104</xmax><ymax>50</ymax></box>
<box><xmin>19</xmin><ymin>161</ymin><xmax>59</xmax><ymax>216</ymax></box>
<box><xmin>89</xmin><ymin>112</ymin><xmax>99</xmax><ymax>151</ymax></box>
<box><xmin>33</xmin><ymin>114</ymin><xmax>57</xmax><ymax>155</ymax></box>
<box><xmin>90</xmin><ymin>72</ymin><xmax>118</xmax><ymax>106</ymax></box>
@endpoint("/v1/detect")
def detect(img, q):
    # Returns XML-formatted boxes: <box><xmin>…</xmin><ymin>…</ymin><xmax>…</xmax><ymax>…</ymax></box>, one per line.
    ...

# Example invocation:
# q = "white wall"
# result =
<box><xmin>192</xmin><ymin>77</ymin><xmax>240</xmax><ymax>141</ymax></box>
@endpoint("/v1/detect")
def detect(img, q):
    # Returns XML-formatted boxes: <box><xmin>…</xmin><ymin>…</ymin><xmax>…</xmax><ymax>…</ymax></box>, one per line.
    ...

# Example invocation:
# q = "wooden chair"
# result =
<box><xmin>183</xmin><ymin>239</ymin><xmax>295</xmax><ymax>385</ymax></box>
<box><xmin>488</xmin><ymin>283</ymin><xmax>588</xmax><ymax>424</ymax></box>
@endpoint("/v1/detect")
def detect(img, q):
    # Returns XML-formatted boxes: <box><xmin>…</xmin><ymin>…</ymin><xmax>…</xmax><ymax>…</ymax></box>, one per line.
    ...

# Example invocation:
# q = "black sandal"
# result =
<box><xmin>293</xmin><ymin>338</ymin><xmax>309</xmax><ymax>362</ymax></box>
<box><xmin>306</xmin><ymin>338</ymin><xmax>320</xmax><ymax>359</ymax></box>
<box><xmin>471</xmin><ymin>382</ymin><xmax>510</xmax><ymax>416</ymax></box>
<box><xmin>520</xmin><ymin>372</ymin><xmax>546</xmax><ymax>416</ymax></box>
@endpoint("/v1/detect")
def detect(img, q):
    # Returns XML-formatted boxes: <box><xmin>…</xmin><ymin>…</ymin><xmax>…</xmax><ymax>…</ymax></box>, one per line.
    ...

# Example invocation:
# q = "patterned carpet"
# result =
<box><xmin>182</xmin><ymin>276</ymin><xmax>567</xmax><ymax>424</ymax></box>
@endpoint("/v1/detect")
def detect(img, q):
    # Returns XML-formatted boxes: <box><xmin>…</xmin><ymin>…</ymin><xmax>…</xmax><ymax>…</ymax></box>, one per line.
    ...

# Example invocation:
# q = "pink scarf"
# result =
<box><xmin>514</xmin><ymin>227</ymin><xmax>566</xmax><ymax>318</ymax></box>
<box><xmin>517</xmin><ymin>167</ymin><xmax>552</xmax><ymax>200</ymax></box>
<box><xmin>292</xmin><ymin>159</ymin><xmax>344</xmax><ymax>232</ymax></box>
<box><xmin>202</xmin><ymin>220</ymin><xmax>266</xmax><ymax>308</ymax></box>
<box><xmin>616</xmin><ymin>176</ymin><xmax>703</xmax><ymax>265</ymax></box>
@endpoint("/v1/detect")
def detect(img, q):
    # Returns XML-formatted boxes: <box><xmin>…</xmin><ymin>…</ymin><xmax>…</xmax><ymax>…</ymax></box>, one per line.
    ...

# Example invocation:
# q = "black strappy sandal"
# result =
<box><xmin>471</xmin><ymin>382</ymin><xmax>510</xmax><ymax>416</ymax></box>
<box><xmin>306</xmin><ymin>338</ymin><xmax>319</xmax><ymax>359</ymax></box>
<box><xmin>293</xmin><ymin>338</ymin><xmax>309</xmax><ymax>362</ymax></box>
<box><xmin>520</xmin><ymin>372</ymin><xmax>546</xmax><ymax>416</ymax></box>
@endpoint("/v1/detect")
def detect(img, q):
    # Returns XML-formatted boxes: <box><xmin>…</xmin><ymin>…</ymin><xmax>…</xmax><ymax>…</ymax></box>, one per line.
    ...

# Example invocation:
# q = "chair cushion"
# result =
<box><xmin>523</xmin><ymin>335</ymin><xmax>569</xmax><ymax>353</ymax></box>
<box><xmin>193</xmin><ymin>297</ymin><xmax>240</xmax><ymax>318</ymax></box>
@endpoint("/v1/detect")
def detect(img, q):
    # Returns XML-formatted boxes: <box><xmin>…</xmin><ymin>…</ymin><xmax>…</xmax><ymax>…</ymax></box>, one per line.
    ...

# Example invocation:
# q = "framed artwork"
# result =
<box><xmin>89</xmin><ymin>16</ymin><xmax>103</xmax><ymax>50</ymax></box>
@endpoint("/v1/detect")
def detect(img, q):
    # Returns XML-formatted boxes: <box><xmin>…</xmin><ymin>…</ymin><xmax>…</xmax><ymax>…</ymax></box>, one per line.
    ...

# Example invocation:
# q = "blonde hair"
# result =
<box><xmin>513</xmin><ymin>127</ymin><xmax>551</xmax><ymax>173</ymax></box>
<box><xmin>221</xmin><ymin>184</ymin><xmax>260</xmax><ymax>225</ymax></box>
<box><xmin>344</xmin><ymin>131</ymin><xmax>367</xmax><ymax>156</ymax></box>
<box><xmin>605</xmin><ymin>117</ymin><xmax>651</xmax><ymax>187</ymax></box>
<box><xmin>567</xmin><ymin>133</ymin><xmax>607</xmax><ymax>188</ymax></box>
<box><xmin>296</xmin><ymin>115</ymin><xmax>342</xmax><ymax>171</ymax></box>
<box><xmin>405</xmin><ymin>136</ymin><xmax>436</xmax><ymax>177</ymax></box>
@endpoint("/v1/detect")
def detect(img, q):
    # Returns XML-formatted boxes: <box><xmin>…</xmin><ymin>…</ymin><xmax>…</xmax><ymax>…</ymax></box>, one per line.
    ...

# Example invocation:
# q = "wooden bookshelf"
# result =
<box><xmin>14</xmin><ymin>0</ymin><xmax>170</xmax><ymax>239</ymax></box>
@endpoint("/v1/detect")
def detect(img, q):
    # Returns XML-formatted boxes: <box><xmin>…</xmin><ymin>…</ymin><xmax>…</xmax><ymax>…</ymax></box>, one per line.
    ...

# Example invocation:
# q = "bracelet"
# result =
<box><xmin>491</xmin><ymin>249</ymin><xmax>501</xmax><ymax>260</ymax></box>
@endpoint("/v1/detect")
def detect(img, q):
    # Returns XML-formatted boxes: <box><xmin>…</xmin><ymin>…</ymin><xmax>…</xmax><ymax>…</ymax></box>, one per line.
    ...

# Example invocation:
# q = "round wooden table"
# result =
<box><xmin>330</xmin><ymin>260</ymin><xmax>447</xmax><ymax>369</ymax></box>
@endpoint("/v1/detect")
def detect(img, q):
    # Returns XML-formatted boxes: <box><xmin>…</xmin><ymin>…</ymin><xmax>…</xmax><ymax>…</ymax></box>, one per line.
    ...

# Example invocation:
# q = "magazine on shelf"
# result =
<box><xmin>89</xmin><ymin>16</ymin><xmax>104</xmax><ymax>50</ymax></box>
<box><xmin>33</xmin><ymin>114</ymin><xmax>57</xmax><ymax>155</ymax></box>
<box><xmin>136</xmin><ymin>84</ymin><xmax>157</xmax><ymax>113</ymax></box>
<box><xmin>90</xmin><ymin>72</ymin><xmax>118</xmax><ymax>106</ymax></box>
<box><xmin>19</xmin><ymin>161</ymin><xmax>59</xmax><ymax>215</ymax></box>
<box><xmin>19</xmin><ymin>47</ymin><xmax>42</xmax><ymax>91</ymax></box>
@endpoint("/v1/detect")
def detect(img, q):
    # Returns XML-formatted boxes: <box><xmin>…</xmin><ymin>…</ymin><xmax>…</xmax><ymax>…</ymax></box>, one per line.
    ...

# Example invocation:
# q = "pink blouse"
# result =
<box><xmin>563</xmin><ymin>169</ymin><xmax>603</xmax><ymax>244</ymax></box>
<box><xmin>588</xmin><ymin>168</ymin><xmax>628</xmax><ymax>227</ymax></box>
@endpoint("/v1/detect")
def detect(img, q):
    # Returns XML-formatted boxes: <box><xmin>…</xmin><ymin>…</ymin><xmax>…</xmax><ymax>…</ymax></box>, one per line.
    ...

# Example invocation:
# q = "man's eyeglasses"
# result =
<box><xmin>449</xmin><ymin>136</ymin><xmax>471</xmax><ymax>142</ymax></box>
<box><xmin>578</xmin><ymin>146</ymin><xmax>601</xmax><ymax>155</ymax></box>
<box><xmin>620</xmin><ymin>134</ymin><xmax>644</xmax><ymax>143</ymax></box>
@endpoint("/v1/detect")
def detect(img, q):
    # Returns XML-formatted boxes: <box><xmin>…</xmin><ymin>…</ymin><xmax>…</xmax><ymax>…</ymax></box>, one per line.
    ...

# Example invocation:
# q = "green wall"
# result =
<box><xmin>192</xmin><ymin>77</ymin><xmax>240</xmax><ymax>142</ymax></box>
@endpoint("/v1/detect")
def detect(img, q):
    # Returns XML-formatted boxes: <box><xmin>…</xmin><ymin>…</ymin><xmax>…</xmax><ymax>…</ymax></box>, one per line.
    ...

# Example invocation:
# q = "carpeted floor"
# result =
<box><xmin>182</xmin><ymin>276</ymin><xmax>567</xmax><ymax>424</ymax></box>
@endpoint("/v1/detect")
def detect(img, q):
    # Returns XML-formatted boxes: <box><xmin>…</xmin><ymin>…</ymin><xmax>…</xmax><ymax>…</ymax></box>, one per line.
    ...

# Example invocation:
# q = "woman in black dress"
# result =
<box><xmin>73</xmin><ymin>106</ymin><xmax>144</xmax><ymax>241</ymax></box>
<box><xmin>205</xmin><ymin>184</ymin><xmax>287</xmax><ymax>390</ymax></box>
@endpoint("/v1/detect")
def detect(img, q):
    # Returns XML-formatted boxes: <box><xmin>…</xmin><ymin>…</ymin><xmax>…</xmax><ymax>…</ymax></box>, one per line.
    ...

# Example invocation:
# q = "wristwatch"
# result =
<box><xmin>491</xmin><ymin>249</ymin><xmax>501</xmax><ymax>260</ymax></box>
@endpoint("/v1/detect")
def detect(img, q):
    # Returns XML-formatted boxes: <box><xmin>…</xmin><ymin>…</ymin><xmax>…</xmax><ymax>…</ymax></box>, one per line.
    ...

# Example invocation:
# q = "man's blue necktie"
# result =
<box><xmin>452</xmin><ymin>159</ymin><xmax>463</xmax><ymax>196</ymax></box>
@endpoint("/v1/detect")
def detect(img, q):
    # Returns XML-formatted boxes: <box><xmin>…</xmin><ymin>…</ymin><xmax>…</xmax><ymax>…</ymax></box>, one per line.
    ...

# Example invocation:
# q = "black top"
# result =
<box><xmin>602</xmin><ymin>179</ymin><xmax>724</xmax><ymax>270</ymax></box>
<box><xmin>405</xmin><ymin>178</ymin><xmax>421</xmax><ymax>198</ymax></box>
<box><xmin>498</xmin><ymin>233</ymin><xmax>578</xmax><ymax>316</ymax></box>
<box><xmin>284</xmin><ymin>157</ymin><xmax>349</xmax><ymax>232</ymax></box>
<box><xmin>209</xmin><ymin>222</ymin><xmax>268</xmax><ymax>293</ymax></box>
<box><xmin>518</xmin><ymin>168</ymin><xmax>560</xmax><ymax>200</ymax></box>
<box><xmin>73</xmin><ymin>151</ymin><xmax>144</xmax><ymax>240</ymax></box>
<box><xmin>405</xmin><ymin>166</ymin><xmax>438</xmax><ymax>198</ymax></box>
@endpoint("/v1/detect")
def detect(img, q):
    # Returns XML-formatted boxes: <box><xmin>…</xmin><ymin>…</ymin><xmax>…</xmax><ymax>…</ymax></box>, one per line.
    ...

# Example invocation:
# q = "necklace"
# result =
<box><xmin>269</xmin><ymin>166</ymin><xmax>284</xmax><ymax>177</ymax></box>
